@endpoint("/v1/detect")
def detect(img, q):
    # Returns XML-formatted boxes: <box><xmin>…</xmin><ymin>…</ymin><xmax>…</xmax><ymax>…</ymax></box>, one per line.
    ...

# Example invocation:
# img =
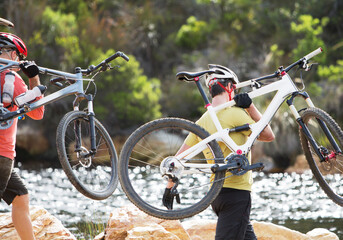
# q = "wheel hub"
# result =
<box><xmin>77</xmin><ymin>146</ymin><xmax>92</xmax><ymax>167</ymax></box>
<box><xmin>160</xmin><ymin>156</ymin><xmax>184</xmax><ymax>179</ymax></box>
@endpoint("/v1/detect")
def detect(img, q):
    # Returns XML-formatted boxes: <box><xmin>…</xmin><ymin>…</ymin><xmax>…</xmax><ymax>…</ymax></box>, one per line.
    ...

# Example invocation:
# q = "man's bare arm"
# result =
<box><xmin>246</xmin><ymin>103</ymin><xmax>275</xmax><ymax>142</ymax></box>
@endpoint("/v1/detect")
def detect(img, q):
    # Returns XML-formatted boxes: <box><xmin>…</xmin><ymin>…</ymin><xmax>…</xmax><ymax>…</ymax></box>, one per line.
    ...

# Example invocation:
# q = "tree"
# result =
<box><xmin>92</xmin><ymin>50</ymin><xmax>162</xmax><ymax>132</ymax></box>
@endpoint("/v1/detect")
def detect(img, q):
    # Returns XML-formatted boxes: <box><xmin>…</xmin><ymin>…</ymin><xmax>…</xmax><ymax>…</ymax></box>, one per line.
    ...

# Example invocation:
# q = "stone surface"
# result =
<box><xmin>252</xmin><ymin>220</ymin><xmax>311</xmax><ymax>240</ymax></box>
<box><xmin>306</xmin><ymin>228</ymin><xmax>339</xmax><ymax>240</ymax></box>
<box><xmin>104</xmin><ymin>204</ymin><xmax>190</xmax><ymax>240</ymax></box>
<box><xmin>0</xmin><ymin>206</ymin><xmax>76</xmax><ymax>240</ymax></box>
<box><xmin>126</xmin><ymin>224</ymin><xmax>180</xmax><ymax>240</ymax></box>
<box><xmin>103</xmin><ymin>205</ymin><xmax>340</xmax><ymax>240</ymax></box>
<box><xmin>182</xmin><ymin>219</ymin><xmax>216</xmax><ymax>240</ymax></box>
<box><xmin>1</xmin><ymin>204</ymin><xmax>338</xmax><ymax>240</ymax></box>
<box><xmin>16</xmin><ymin>125</ymin><xmax>49</xmax><ymax>155</ymax></box>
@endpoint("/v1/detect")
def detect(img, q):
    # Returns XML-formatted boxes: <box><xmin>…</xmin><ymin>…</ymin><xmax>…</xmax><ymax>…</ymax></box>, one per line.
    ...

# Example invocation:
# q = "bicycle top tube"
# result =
<box><xmin>0</xmin><ymin>58</ymin><xmax>80</xmax><ymax>80</ymax></box>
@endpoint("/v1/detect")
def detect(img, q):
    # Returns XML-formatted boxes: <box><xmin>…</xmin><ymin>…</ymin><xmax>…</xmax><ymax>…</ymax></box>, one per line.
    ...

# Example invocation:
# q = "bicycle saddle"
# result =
<box><xmin>176</xmin><ymin>70</ymin><xmax>215</xmax><ymax>82</ymax></box>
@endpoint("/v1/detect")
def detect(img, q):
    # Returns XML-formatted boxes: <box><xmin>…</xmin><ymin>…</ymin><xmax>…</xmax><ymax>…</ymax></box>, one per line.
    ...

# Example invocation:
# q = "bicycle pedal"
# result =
<box><xmin>251</xmin><ymin>163</ymin><xmax>265</xmax><ymax>172</ymax></box>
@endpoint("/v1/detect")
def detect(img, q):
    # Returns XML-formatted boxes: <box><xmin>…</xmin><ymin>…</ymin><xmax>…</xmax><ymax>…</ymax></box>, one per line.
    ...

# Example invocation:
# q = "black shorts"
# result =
<box><xmin>211</xmin><ymin>188</ymin><xmax>257</xmax><ymax>240</ymax></box>
<box><xmin>0</xmin><ymin>156</ymin><xmax>28</xmax><ymax>205</ymax></box>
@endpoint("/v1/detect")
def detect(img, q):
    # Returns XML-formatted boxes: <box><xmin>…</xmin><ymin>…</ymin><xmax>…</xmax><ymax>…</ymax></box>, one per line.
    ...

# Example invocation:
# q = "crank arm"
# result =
<box><xmin>242</xmin><ymin>162</ymin><xmax>265</xmax><ymax>172</ymax></box>
<box><xmin>211</xmin><ymin>161</ymin><xmax>242</xmax><ymax>173</ymax></box>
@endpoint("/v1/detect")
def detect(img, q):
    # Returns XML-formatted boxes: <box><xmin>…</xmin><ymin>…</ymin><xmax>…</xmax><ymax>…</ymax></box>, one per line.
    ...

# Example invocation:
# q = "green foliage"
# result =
<box><xmin>307</xmin><ymin>82</ymin><xmax>322</xmax><ymax>96</ymax></box>
<box><xmin>93</xmin><ymin>50</ymin><xmax>161</xmax><ymax>128</ymax></box>
<box><xmin>318</xmin><ymin>60</ymin><xmax>343</xmax><ymax>83</ymax></box>
<box><xmin>267</xmin><ymin>44</ymin><xmax>285</xmax><ymax>69</ymax></box>
<box><xmin>175</xmin><ymin>16</ymin><xmax>210</xmax><ymax>49</ymax></box>
<box><xmin>43</xmin><ymin>7</ymin><xmax>82</xmax><ymax>68</ymax></box>
<box><xmin>27</xmin><ymin>7</ymin><xmax>82</xmax><ymax>70</ymax></box>
<box><xmin>291</xmin><ymin>15</ymin><xmax>328</xmax><ymax>64</ymax></box>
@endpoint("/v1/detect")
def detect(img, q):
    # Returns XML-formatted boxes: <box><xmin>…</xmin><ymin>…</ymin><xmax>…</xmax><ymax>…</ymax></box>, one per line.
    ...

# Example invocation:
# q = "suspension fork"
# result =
<box><xmin>287</xmin><ymin>93</ymin><xmax>324</xmax><ymax>161</ymax></box>
<box><xmin>72</xmin><ymin>94</ymin><xmax>97</xmax><ymax>154</ymax></box>
<box><xmin>303</xmin><ymin>94</ymin><xmax>342</xmax><ymax>154</ymax></box>
<box><xmin>287</xmin><ymin>92</ymin><xmax>341</xmax><ymax>161</ymax></box>
<box><xmin>87</xmin><ymin>94</ymin><xmax>97</xmax><ymax>153</ymax></box>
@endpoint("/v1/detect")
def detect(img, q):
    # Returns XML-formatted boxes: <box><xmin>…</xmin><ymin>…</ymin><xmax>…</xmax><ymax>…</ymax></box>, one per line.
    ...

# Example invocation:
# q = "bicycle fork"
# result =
<box><xmin>73</xmin><ymin>94</ymin><xmax>97</xmax><ymax>158</ymax></box>
<box><xmin>287</xmin><ymin>92</ymin><xmax>341</xmax><ymax>162</ymax></box>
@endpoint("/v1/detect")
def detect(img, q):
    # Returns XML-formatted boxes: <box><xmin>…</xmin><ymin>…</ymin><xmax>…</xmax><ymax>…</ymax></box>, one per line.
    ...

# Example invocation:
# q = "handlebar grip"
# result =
<box><xmin>304</xmin><ymin>47</ymin><xmax>323</xmax><ymax>61</ymax></box>
<box><xmin>120</xmin><ymin>52</ymin><xmax>130</xmax><ymax>62</ymax></box>
<box><xmin>105</xmin><ymin>51</ymin><xmax>130</xmax><ymax>63</ymax></box>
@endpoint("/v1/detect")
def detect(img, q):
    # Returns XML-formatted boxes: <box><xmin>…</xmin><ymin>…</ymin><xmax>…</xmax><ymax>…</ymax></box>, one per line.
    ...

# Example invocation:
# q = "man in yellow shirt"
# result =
<box><xmin>164</xmin><ymin>65</ymin><xmax>275</xmax><ymax>240</ymax></box>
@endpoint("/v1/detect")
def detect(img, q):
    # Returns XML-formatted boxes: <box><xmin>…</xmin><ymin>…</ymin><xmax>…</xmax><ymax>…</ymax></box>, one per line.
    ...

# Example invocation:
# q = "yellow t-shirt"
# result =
<box><xmin>185</xmin><ymin>106</ymin><xmax>255</xmax><ymax>191</ymax></box>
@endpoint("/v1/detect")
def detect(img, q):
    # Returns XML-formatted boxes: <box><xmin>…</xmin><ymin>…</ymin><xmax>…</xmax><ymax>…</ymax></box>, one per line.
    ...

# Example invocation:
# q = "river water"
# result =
<box><xmin>0</xmin><ymin>165</ymin><xmax>342</xmax><ymax>239</ymax></box>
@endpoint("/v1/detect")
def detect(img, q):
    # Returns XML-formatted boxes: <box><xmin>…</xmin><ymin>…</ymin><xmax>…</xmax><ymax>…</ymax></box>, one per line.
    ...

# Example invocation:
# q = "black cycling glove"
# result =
<box><xmin>20</xmin><ymin>61</ymin><xmax>39</xmax><ymax>78</ymax></box>
<box><xmin>162</xmin><ymin>188</ymin><xmax>180</xmax><ymax>210</ymax></box>
<box><xmin>234</xmin><ymin>93</ymin><xmax>252</xmax><ymax>108</ymax></box>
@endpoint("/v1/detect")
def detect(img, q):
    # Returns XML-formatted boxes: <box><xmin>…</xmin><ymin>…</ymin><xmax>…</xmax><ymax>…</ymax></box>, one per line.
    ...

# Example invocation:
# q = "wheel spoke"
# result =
<box><xmin>119</xmin><ymin>118</ymin><xmax>225</xmax><ymax>219</ymax></box>
<box><xmin>57</xmin><ymin>112</ymin><xmax>117</xmax><ymax>200</ymax></box>
<box><xmin>300</xmin><ymin>108</ymin><xmax>343</xmax><ymax>206</ymax></box>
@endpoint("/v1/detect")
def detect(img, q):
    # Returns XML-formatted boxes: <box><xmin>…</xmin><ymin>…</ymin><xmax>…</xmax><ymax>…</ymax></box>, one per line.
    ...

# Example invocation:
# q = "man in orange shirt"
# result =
<box><xmin>0</xmin><ymin>32</ymin><xmax>44</xmax><ymax>240</ymax></box>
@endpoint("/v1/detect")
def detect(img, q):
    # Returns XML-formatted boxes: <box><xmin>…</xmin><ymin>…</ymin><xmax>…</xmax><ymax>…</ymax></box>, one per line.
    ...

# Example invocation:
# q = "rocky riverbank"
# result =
<box><xmin>0</xmin><ymin>206</ymin><xmax>75</xmax><ymax>239</ymax></box>
<box><xmin>0</xmin><ymin>205</ymin><xmax>338</xmax><ymax>240</ymax></box>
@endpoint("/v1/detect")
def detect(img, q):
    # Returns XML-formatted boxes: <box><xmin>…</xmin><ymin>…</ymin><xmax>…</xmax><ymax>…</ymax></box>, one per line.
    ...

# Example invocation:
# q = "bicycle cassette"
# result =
<box><xmin>160</xmin><ymin>156</ymin><xmax>184</xmax><ymax>179</ymax></box>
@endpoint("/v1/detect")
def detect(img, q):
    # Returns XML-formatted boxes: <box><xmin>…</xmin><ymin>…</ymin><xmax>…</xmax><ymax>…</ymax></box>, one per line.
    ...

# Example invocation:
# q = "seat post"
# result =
<box><xmin>194</xmin><ymin>77</ymin><xmax>210</xmax><ymax>106</ymax></box>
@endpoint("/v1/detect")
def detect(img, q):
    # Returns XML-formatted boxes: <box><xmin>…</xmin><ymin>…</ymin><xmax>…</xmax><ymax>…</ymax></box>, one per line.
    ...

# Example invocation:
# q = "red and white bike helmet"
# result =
<box><xmin>205</xmin><ymin>64</ymin><xmax>239</xmax><ymax>88</ymax></box>
<box><xmin>0</xmin><ymin>32</ymin><xmax>27</xmax><ymax>60</ymax></box>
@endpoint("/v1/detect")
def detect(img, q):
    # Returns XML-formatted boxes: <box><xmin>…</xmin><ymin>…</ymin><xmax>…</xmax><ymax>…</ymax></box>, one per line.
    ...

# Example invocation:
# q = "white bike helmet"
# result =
<box><xmin>205</xmin><ymin>64</ymin><xmax>239</xmax><ymax>88</ymax></box>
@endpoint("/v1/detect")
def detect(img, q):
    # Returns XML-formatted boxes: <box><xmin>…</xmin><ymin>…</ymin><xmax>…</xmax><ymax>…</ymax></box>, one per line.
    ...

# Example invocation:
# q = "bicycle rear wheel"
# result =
<box><xmin>299</xmin><ymin>108</ymin><xmax>343</xmax><ymax>206</ymax></box>
<box><xmin>119</xmin><ymin>118</ymin><xmax>225</xmax><ymax>220</ymax></box>
<box><xmin>56</xmin><ymin>111</ymin><xmax>118</xmax><ymax>200</ymax></box>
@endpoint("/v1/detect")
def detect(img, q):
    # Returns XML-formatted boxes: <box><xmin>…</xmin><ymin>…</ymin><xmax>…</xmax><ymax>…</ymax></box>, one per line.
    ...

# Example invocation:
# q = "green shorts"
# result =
<box><xmin>0</xmin><ymin>156</ymin><xmax>28</xmax><ymax>205</ymax></box>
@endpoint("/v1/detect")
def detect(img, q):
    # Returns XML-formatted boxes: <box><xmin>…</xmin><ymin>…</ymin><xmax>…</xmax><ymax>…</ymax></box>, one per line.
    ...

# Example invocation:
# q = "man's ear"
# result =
<box><xmin>11</xmin><ymin>51</ymin><xmax>18</xmax><ymax>61</ymax></box>
<box><xmin>10</xmin><ymin>50</ymin><xmax>16</xmax><ymax>60</ymax></box>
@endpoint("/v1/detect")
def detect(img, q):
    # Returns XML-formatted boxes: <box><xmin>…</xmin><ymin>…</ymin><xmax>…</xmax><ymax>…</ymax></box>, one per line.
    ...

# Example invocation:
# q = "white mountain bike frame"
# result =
<box><xmin>176</xmin><ymin>48</ymin><xmax>323</xmax><ymax>171</ymax></box>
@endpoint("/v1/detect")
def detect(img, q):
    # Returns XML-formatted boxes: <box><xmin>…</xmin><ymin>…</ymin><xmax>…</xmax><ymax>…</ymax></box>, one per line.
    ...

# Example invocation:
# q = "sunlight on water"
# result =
<box><xmin>0</xmin><ymin>167</ymin><xmax>342</xmax><ymax>237</ymax></box>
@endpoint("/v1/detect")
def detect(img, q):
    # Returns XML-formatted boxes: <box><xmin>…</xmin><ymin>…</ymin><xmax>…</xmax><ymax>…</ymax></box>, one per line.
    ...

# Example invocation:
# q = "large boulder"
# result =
<box><xmin>285</xmin><ymin>154</ymin><xmax>310</xmax><ymax>174</ymax></box>
<box><xmin>16</xmin><ymin>125</ymin><xmax>49</xmax><ymax>155</ymax></box>
<box><xmin>0</xmin><ymin>206</ymin><xmax>76</xmax><ymax>239</ymax></box>
<box><xmin>104</xmin><ymin>204</ymin><xmax>190</xmax><ymax>240</ymax></box>
<box><xmin>253</xmin><ymin>221</ymin><xmax>339</xmax><ymax>240</ymax></box>
<box><xmin>182</xmin><ymin>219</ymin><xmax>216</xmax><ymax>240</ymax></box>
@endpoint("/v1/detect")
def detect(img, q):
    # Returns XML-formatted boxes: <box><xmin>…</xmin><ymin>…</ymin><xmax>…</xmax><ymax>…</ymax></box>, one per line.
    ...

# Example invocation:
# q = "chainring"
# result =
<box><xmin>226</xmin><ymin>154</ymin><xmax>249</xmax><ymax>176</ymax></box>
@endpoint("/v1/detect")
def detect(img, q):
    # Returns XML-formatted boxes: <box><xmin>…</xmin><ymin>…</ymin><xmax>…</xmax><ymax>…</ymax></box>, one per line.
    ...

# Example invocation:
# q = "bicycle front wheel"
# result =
<box><xmin>299</xmin><ymin>108</ymin><xmax>343</xmax><ymax>206</ymax></box>
<box><xmin>119</xmin><ymin>118</ymin><xmax>225</xmax><ymax>220</ymax></box>
<box><xmin>56</xmin><ymin>111</ymin><xmax>118</xmax><ymax>200</ymax></box>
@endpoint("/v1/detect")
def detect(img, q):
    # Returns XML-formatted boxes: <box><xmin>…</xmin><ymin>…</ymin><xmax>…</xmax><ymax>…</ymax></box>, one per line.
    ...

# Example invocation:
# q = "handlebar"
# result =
<box><xmin>0</xmin><ymin>51</ymin><xmax>129</xmax><ymax>75</ymax></box>
<box><xmin>252</xmin><ymin>47</ymin><xmax>323</xmax><ymax>82</ymax></box>
<box><xmin>0</xmin><ymin>50</ymin><xmax>129</xmax><ymax>87</ymax></box>
<box><xmin>81</xmin><ymin>51</ymin><xmax>130</xmax><ymax>75</ymax></box>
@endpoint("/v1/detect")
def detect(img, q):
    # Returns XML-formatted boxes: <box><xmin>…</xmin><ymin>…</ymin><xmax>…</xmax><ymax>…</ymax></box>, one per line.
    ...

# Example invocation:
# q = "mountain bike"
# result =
<box><xmin>119</xmin><ymin>48</ymin><xmax>343</xmax><ymax>220</ymax></box>
<box><xmin>0</xmin><ymin>51</ymin><xmax>129</xmax><ymax>200</ymax></box>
